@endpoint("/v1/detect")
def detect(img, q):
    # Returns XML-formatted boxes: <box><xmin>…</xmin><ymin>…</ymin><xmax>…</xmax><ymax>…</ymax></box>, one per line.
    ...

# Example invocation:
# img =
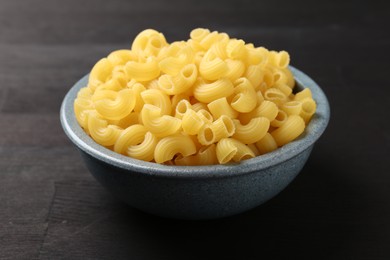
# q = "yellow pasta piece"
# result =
<box><xmin>267</xmin><ymin>50</ymin><xmax>290</xmax><ymax>69</ymax></box>
<box><xmin>114</xmin><ymin>124</ymin><xmax>148</xmax><ymax>154</ymax></box>
<box><xmin>141</xmin><ymin>104</ymin><xmax>181</xmax><ymax>137</ymax></box>
<box><xmin>193</xmin><ymin>78</ymin><xmax>234</xmax><ymax>103</ymax></box>
<box><xmin>282</xmin><ymin>101</ymin><xmax>302</xmax><ymax>116</ymax></box>
<box><xmin>131</xmin><ymin>29</ymin><xmax>167</xmax><ymax>53</ymax></box>
<box><xmin>88</xmin><ymin>58</ymin><xmax>114</xmax><ymax>90</ymax></box>
<box><xmin>244</xmin><ymin>64</ymin><xmax>264</xmax><ymax>90</ymax></box>
<box><xmin>107</xmin><ymin>50</ymin><xmax>138</xmax><ymax>66</ymax></box>
<box><xmin>154</xmin><ymin>134</ymin><xmax>197</xmax><ymax>163</ymax></box>
<box><xmin>233</xmin><ymin>117</ymin><xmax>270</xmax><ymax>144</ymax></box>
<box><xmin>74</xmin><ymin>98</ymin><xmax>94</xmax><ymax>130</ymax></box>
<box><xmin>255</xmin><ymin>133</ymin><xmax>278</xmax><ymax>154</ymax></box>
<box><xmin>174</xmin><ymin>99</ymin><xmax>193</xmax><ymax>119</ymax></box>
<box><xmin>158</xmin><ymin>64</ymin><xmax>197</xmax><ymax>95</ymax></box>
<box><xmin>226</xmin><ymin>39</ymin><xmax>246</xmax><ymax>59</ymax></box>
<box><xmin>225</xmin><ymin>59</ymin><xmax>246</xmax><ymax>82</ymax></box>
<box><xmin>270</xmin><ymin>109</ymin><xmax>288</xmax><ymax>128</ymax></box>
<box><xmin>127</xmin><ymin>132</ymin><xmax>158</xmax><ymax>161</ymax></box>
<box><xmin>175</xmin><ymin>144</ymin><xmax>217</xmax><ymax>166</ymax></box>
<box><xmin>231</xmin><ymin>78</ymin><xmax>257</xmax><ymax>113</ymax></box>
<box><xmin>299</xmin><ymin>98</ymin><xmax>317</xmax><ymax>124</ymax></box>
<box><xmin>199</xmin><ymin>50</ymin><xmax>228</xmax><ymax>81</ymax></box>
<box><xmin>94</xmin><ymin>89</ymin><xmax>136</xmax><ymax>121</ymax></box>
<box><xmin>239</xmin><ymin>100</ymin><xmax>278</xmax><ymax>124</ymax></box>
<box><xmin>264</xmin><ymin>88</ymin><xmax>288</xmax><ymax>107</ymax></box>
<box><xmin>210</xmin><ymin>115</ymin><xmax>236</xmax><ymax>142</ymax></box>
<box><xmin>207</xmin><ymin>97</ymin><xmax>238</xmax><ymax>119</ymax></box>
<box><xmin>294</xmin><ymin>88</ymin><xmax>312</xmax><ymax>101</ymax></box>
<box><xmin>141</xmin><ymin>88</ymin><xmax>172</xmax><ymax>115</ymax></box>
<box><xmin>190</xmin><ymin>28</ymin><xmax>211</xmax><ymax>42</ymax></box>
<box><xmin>125</xmin><ymin>57</ymin><xmax>160</xmax><ymax>82</ymax></box>
<box><xmin>182</xmin><ymin>109</ymin><xmax>205</xmax><ymax>135</ymax></box>
<box><xmin>271</xmin><ymin>115</ymin><xmax>305</xmax><ymax>146</ymax></box>
<box><xmin>216</xmin><ymin>138</ymin><xmax>255</xmax><ymax>164</ymax></box>
<box><xmin>88</xmin><ymin>111</ymin><xmax>123</xmax><ymax>147</ymax></box>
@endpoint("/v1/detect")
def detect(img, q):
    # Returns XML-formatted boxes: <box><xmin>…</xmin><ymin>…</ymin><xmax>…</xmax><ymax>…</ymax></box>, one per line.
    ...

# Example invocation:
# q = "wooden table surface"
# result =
<box><xmin>1</xmin><ymin>0</ymin><xmax>389</xmax><ymax>259</ymax></box>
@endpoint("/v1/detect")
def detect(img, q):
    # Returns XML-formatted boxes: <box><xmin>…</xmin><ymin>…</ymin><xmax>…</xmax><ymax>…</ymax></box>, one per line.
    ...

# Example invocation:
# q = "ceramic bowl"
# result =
<box><xmin>60</xmin><ymin>66</ymin><xmax>330</xmax><ymax>220</ymax></box>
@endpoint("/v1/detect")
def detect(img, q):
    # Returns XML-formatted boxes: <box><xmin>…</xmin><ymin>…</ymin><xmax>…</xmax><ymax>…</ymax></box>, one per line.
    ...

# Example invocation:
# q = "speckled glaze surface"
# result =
<box><xmin>60</xmin><ymin>66</ymin><xmax>330</xmax><ymax>220</ymax></box>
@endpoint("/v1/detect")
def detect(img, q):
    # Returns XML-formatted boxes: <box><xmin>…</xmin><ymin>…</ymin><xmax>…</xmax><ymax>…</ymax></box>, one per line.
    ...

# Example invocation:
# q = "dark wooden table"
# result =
<box><xmin>1</xmin><ymin>0</ymin><xmax>389</xmax><ymax>259</ymax></box>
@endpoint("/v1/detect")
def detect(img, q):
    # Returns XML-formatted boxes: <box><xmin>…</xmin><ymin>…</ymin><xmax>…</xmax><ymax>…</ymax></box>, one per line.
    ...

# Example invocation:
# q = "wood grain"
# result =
<box><xmin>0</xmin><ymin>0</ymin><xmax>389</xmax><ymax>259</ymax></box>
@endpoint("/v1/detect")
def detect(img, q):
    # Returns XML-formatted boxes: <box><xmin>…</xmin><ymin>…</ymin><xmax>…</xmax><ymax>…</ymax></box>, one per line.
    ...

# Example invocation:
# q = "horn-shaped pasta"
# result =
<box><xmin>74</xmin><ymin>98</ymin><xmax>94</xmax><ymax>130</ymax></box>
<box><xmin>158</xmin><ymin>64</ymin><xmax>197</xmax><ymax>95</ymax></box>
<box><xmin>271</xmin><ymin>115</ymin><xmax>305</xmax><ymax>146</ymax></box>
<box><xmin>125</xmin><ymin>57</ymin><xmax>160</xmax><ymax>82</ymax></box>
<box><xmin>207</xmin><ymin>97</ymin><xmax>238</xmax><ymax>119</ymax></box>
<box><xmin>210</xmin><ymin>115</ymin><xmax>236</xmax><ymax>141</ymax></box>
<box><xmin>244</xmin><ymin>64</ymin><xmax>264</xmax><ymax>89</ymax></box>
<box><xmin>114</xmin><ymin>124</ymin><xmax>148</xmax><ymax>154</ymax></box>
<box><xmin>233</xmin><ymin>117</ymin><xmax>270</xmax><ymax>144</ymax></box>
<box><xmin>89</xmin><ymin>58</ymin><xmax>114</xmax><ymax>90</ymax></box>
<box><xmin>88</xmin><ymin>111</ymin><xmax>123</xmax><ymax>147</ymax></box>
<box><xmin>193</xmin><ymin>78</ymin><xmax>234</xmax><ymax>103</ymax></box>
<box><xmin>141</xmin><ymin>104</ymin><xmax>181</xmax><ymax>137</ymax></box>
<box><xmin>154</xmin><ymin>134</ymin><xmax>197</xmax><ymax>163</ymax></box>
<box><xmin>267</xmin><ymin>50</ymin><xmax>290</xmax><ymax>69</ymax></box>
<box><xmin>216</xmin><ymin>138</ymin><xmax>255</xmax><ymax>164</ymax></box>
<box><xmin>107</xmin><ymin>50</ymin><xmax>138</xmax><ymax>66</ymax></box>
<box><xmin>264</xmin><ymin>87</ymin><xmax>288</xmax><ymax>106</ymax></box>
<box><xmin>225</xmin><ymin>59</ymin><xmax>245</xmax><ymax>82</ymax></box>
<box><xmin>159</xmin><ymin>46</ymin><xmax>194</xmax><ymax>75</ymax></box>
<box><xmin>271</xmin><ymin>109</ymin><xmax>288</xmax><ymax>128</ymax></box>
<box><xmin>131</xmin><ymin>29</ymin><xmax>167</xmax><ymax>53</ymax></box>
<box><xmin>94</xmin><ymin>89</ymin><xmax>136</xmax><ymax>121</ymax></box>
<box><xmin>199</xmin><ymin>50</ymin><xmax>228</xmax><ymax>80</ymax></box>
<box><xmin>245</xmin><ymin>46</ymin><xmax>268</xmax><ymax>66</ymax></box>
<box><xmin>239</xmin><ymin>100</ymin><xmax>278</xmax><ymax>124</ymax></box>
<box><xmin>174</xmin><ymin>99</ymin><xmax>192</xmax><ymax>119</ymax></box>
<box><xmin>127</xmin><ymin>132</ymin><xmax>158</xmax><ymax>161</ymax></box>
<box><xmin>299</xmin><ymin>98</ymin><xmax>317</xmax><ymax>124</ymax></box>
<box><xmin>190</xmin><ymin>28</ymin><xmax>211</xmax><ymax>42</ymax></box>
<box><xmin>141</xmin><ymin>88</ymin><xmax>172</xmax><ymax>115</ymax></box>
<box><xmin>175</xmin><ymin>144</ymin><xmax>217</xmax><ymax>166</ymax></box>
<box><xmin>226</xmin><ymin>39</ymin><xmax>246</xmax><ymax>59</ymax></box>
<box><xmin>231</xmin><ymin>78</ymin><xmax>257</xmax><ymax>113</ymax></box>
<box><xmin>255</xmin><ymin>133</ymin><xmax>278</xmax><ymax>154</ymax></box>
<box><xmin>282</xmin><ymin>101</ymin><xmax>302</xmax><ymax>116</ymax></box>
<box><xmin>182</xmin><ymin>109</ymin><xmax>205</xmax><ymax>135</ymax></box>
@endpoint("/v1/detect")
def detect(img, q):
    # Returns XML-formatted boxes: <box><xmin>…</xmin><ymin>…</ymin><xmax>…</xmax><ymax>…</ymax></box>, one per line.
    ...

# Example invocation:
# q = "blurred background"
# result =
<box><xmin>0</xmin><ymin>0</ymin><xmax>389</xmax><ymax>259</ymax></box>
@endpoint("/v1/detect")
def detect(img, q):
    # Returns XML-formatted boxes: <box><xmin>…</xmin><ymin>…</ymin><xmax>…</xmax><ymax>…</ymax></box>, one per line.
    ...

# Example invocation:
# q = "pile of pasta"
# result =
<box><xmin>74</xmin><ymin>28</ymin><xmax>316</xmax><ymax>165</ymax></box>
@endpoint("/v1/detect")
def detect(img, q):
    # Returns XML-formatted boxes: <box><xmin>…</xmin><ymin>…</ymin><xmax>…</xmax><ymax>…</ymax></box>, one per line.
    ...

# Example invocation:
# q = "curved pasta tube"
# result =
<box><xmin>210</xmin><ymin>41</ymin><xmax>228</xmax><ymax>59</ymax></box>
<box><xmin>193</xmin><ymin>78</ymin><xmax>234</xmax><ymax>103</ymax></box>
<box><xmin>233</xmin><ymin>117</ymin><xmax>270</xmax><ymax>144</ymax></box>
<box><xmin>95</xmin><ymin>76</ymin><xmax>127</xmax><ymax>92</ymax></box>
<box><xmin>199</xmin><ymin>50</ymin><xmax>228</xmax><ymax>81</ymax></box>
<box><xmin>125</xmin><ymin>57</ymin><xmax>160</xmax><ymax>82</ymax></box>
<box><xmin>226</xmin><ymin>39</ymin><xmax>246</xmax><ymax>59</ymax></box>
<box><xmin>114</xmin><ymin>112</ymin><xmax>141</xmax><ymax>129</ymax></box>
<box><xmin>91</xmin><ymin>90</ymin><xmax>117</xmax><ymax>102</ymax></box>
<box><xmin>88</xmin><ymin>111</ymin><xmax>123</xmax><ymax>147</ymax></box>
<box><xmin>231</xmin><ymin>78</ymin><xmax>257</xmax><ymax>113</ymax></box>
<box><xmin>196</xmin><ymin>109</ymin><xmax>213</xmax><ymax>124</ymax></box>
<box><xmin>216</xmin><ymin>138</ymin><xmax>255</xmax><ymax>164</ymax></box>
<box><xmin>141</xmin><ymin>88</ymin><xmax>172</xmax><ymax>115</ymax></box>
<box><xmin>210</xmin><ymin>115</ymin><xmax>236</xmax><ymax>141</ymax></box>
<box><xmin>264</xmin><ymin>88</ymin><xmax>288</xmax><ymax>106</ymax></box>
<box><xmin>245</xmin><ymin>46</ymin><xmax>268</xmax><ymax>66</ymax></box>
<box><xmin>74</xmin><ymin>97</ymin><xmax>94</xmax><ymax>130</ymax></box>
<box><xmin>158</xmin><ymin>64</ymin><xmax>198</xmax><ymax>95</ymax></box>
<box><xmin>282</xmin><ymin>101</ymin><xmax>302</xmax><ymax>116</ymax></box>
<box><xmin>197</xmin><ymin>124</ymin><xmax>215</xmax><ymax>145</ymax></box>
<box><xmin>207</xmin><ymin>97</ymin><xmax>238</xmax><ymax>119</ymax></box>
<box><xmin>182</xmin><ymin>109</ymin><xmax>205</xmax><ymax>135</ymax></box>
<box><xmin>171</xmin><ymin>93</ymin><xmax>190</xmax><ymax>111</ymax></box>
<box><xmin>191</xmin><ymin>102</ymin><xmax>208</xmax><ymax>112</ymax></box>
<box><xmin>271</xmin><ymin>115</ymin><xmax>305</xmax><ymax>146</ymax></box>
<box><xmin>244</xmin><ymin>64</ymin><xmax>264</xmax><ymax>89</ymax></box>
<box><xmin>131</xmin><ymin>29</ymin><xmax>167</xmax><ymax>53</ymax></box>
<box><xmin>141</xmin><ymin>104</ymin><xmax>181</xmax><ymax>137</ymax></box>
<box><xmin>94</xmin><ymin>89</ymin><xmax>136</xmax><ymax>121</ymax></box>
<box><xmin>77</xmin><ymin>87</ymin><xmax>93</xmax><ymax>99</ymax></box>
<box><xmin>159</xmin><ymin>46</ymin><xmax>194</xmax><ymax>75</ymax></box>
<box><xmin>154</xmin><ymin>134</ymin><xmax>197</xmax><ymax>163</ymax></box>
<box><xmin>127</xmin><ymin>132</ymin><xmax>158</xmax><ymax>161</ymax></box>
<box><xmin>239</xmin><ymin>100</ymin><xmax>278</xmax><ymax>124</ymax></box>
<box><xmin>294</xmin><ymin>88</ymin><xmax>312</xmax><ymax>101</ymax></box>
<box><xmin>128</xmin><ymin>82</ymin><xmax>146</xmax><ymax>113</ymax></box>
<box><xmin>89</xmin><ymin>58</ymin><xmax>114</xmax><ymax>90</ymax></box>
<box><xmin>174</xmin><ymin>99</ymin><xmax>192</xmax><ymax>119</ymax></box>
<box><xmin>255</xmin><ymin>133</ymin><xmax>278</xmax><ymax>154</ymax></box>
<box><xmin>299</xmin><ymin>98</ymin><xmax>317</xmax><ymax>124</ymax></box>
<box><xmin>175</xmin><ymin>144</ymin><xmax>217</xmax><ymax>166</ymax></box>
<box><xmin>199</xmin><ymin>31</ymin><xmax>219</xmax><ymax>49</ymax></box>
<box><xmin>114</xmin><ymin>124</ymin><xmax>148</xmax><ymax>154</ymax></box>
<box><xmin>271</xmin><ymin>109</ymin><xmax>288</xmax><ymax>127</ymax></box>
<box><xmin>274</xmin><ymin>82</ymin><xmax>292</xmax><ymax>97</ymax></box>
<box><xmin>267</xmin><ymin>50</ymin><xmax>290</xmax><ymax>69</ymax></box>
<box><xmin>190</xmin><ymin>28</ymin><xmax>211</xmax><ymax>42</ymax></box>
<box><xmin>107</xmin><ymin>50</ymin><xmax>138</xmax><ymax>66</ymax></box>
<box><xmin>225</xmin><ymin>59</ymin><xmax>245</xmax><ymax>82</ymax></box>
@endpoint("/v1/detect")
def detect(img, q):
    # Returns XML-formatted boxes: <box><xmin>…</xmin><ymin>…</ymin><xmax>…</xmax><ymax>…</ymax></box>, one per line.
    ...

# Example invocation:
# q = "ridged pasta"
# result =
<box><xmin>154</xmin><ymin>134</ymin><xmax>197</xmax><ymax>163</ymax></box>
<box><xmin>75</xmin><ymin>28</ymin><xmax>316</xmax><ymax>165</ymax></box>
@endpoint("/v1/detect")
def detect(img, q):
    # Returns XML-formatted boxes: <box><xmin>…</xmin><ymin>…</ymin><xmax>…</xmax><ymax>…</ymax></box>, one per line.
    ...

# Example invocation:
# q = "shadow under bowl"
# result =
<box><xmin>60</xmin><ymin>66</ymin><xmax>330</xmax><ymax>220</ymax></box>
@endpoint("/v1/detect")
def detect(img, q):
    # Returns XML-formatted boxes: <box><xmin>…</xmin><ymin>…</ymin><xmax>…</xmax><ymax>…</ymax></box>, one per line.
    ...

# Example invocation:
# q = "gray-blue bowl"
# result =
<box><xmin>60</xmin><ymin>66</ymin><xmax>330</xmax><ymax>220</ymax></box>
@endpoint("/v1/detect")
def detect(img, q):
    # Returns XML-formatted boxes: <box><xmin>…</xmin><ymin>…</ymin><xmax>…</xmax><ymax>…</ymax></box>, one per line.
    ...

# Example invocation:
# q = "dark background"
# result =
<box><xmin>1</xmin><ymin>0</ymin><xmax>389</xmax><ymax>259</ymax></box>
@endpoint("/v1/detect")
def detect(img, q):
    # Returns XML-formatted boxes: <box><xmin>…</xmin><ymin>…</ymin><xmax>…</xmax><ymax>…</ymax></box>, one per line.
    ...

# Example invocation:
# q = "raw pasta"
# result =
<box><xmin>74</xmin><ymin>28</ymin><xmax>317</xmax><ymax>165</ymax></box>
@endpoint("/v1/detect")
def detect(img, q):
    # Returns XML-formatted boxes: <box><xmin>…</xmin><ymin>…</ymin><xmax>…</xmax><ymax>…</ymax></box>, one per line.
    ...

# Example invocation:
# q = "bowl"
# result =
<box><xmin>60</xmin><ymin>66</ymin><xmax>330</xmax><ymax>220</ymax></box>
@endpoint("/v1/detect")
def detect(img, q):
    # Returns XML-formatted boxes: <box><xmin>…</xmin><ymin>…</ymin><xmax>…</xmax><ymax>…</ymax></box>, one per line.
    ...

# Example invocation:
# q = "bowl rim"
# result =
<box><xmin>60</xmin><ymin>66</ymin><xmax>330</xmax><ymax>179</ymax></box>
